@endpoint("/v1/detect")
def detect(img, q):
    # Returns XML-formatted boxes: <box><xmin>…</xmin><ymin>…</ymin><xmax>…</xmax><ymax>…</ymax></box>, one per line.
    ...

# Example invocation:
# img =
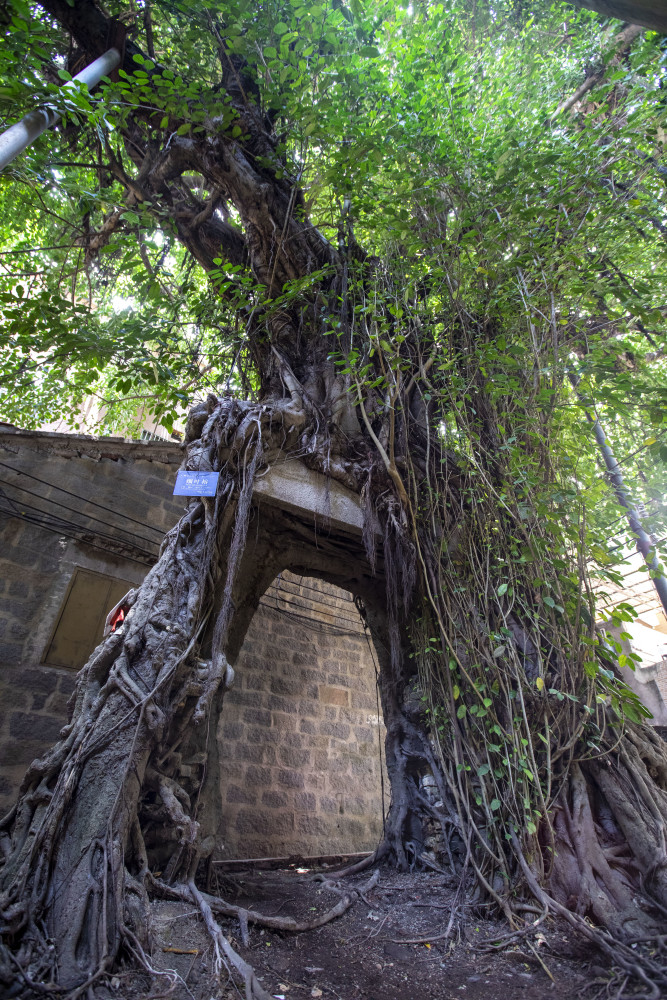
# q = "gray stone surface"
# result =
<box><xmin>253</xmin><ymin>458</ymin><xmax>365</xmax><ymax>535</ymax></box>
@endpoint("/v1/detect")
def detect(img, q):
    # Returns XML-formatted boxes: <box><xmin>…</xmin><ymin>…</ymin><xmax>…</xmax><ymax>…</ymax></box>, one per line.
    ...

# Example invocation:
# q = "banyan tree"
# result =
<box><xmin>1</xmin><ymin>0</ymin><xmax>667</xmax><ymax>996</ymax></box>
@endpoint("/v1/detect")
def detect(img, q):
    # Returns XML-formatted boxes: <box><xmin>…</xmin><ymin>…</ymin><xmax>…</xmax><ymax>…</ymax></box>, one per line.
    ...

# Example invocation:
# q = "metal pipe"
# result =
<box><xmin>0</xmin><ymin>47</ymin><xmax>121</xmax><ymax>172</ymax></box>
<box><xmin>590</xmin><ymin>416</ymin><xmax>667</xmax><ymax>617</ymax></box>
<box><xmin>569</xmin><ymin>372</ymin><xmax>667</xmax><ymax>618</ymax></box>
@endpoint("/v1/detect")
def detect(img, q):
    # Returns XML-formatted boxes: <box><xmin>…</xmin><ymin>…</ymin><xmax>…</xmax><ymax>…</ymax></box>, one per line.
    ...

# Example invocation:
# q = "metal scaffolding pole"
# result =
<box><xmin>570</xmin><ymin>372</ymin><xmax>667</xmax><ymax>618</ymax></box>
<box><xmin>590</xmin><ymin>414</ymin><xmax>667</xmax><ymax>617</ymax></box>
<box><xmin>0</xmin><ymin>47</ymin><xmax>121</xmax><ymax>172</ymax></box>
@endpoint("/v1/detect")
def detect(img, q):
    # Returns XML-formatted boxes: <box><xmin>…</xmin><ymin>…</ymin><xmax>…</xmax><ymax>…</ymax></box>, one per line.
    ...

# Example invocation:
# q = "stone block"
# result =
<box><xmin>142</xmin><ymin>476</ymin><xmax>172</xmax><ymax>497</ymax></box>
<box><xmin>278</xmin><ymin>746</ymin><xmax>311</xmax><ymax>769</ymax></box>
<box><xmin>319</xmin><ymin>685</ymin><xmax>349</xmax><ymax>707</ymax></box>
<box><xmin>261</xmin><ymin>790</ymin><xmax>288</xmax><ymax>809</ymax></box>
<box><xmin>230</xmin><ymin>742</ymin><xmax>266</xmax><ymax>765</ymax></box>
<box><xmin>335</xmin><ymin>817</ymin><xmax>366</xmax><ymax>840</ymax></box>
<box><xmin>267</xmin><ymin>694</ymin><xmax>293</xmax><ymax>714</ymax></box>
<box><xmin>253</xmin><ymin>458</ymin><xmax>366</xmax><ymax>533</ymax></box>
<box><xmin>298</xmin><ymin>667</ymin><xmax>326</xmax><ymax>684</ymax></box>
<box><xmin>235</xmin><ymin>809</ymin><xmax>294</xmax><ymax>836</ymax></box>
<box><xmin>270</xmin><ymin>676</ymin><xmax>301</xmax><ymax>697</ymax></box>
<box><xmin>58</xmin><ymin>676</ymin><xmax>77</xmax><ymax>704</ymax></box>
<box><xmin>271</xmin><ymin>711</ymin><xmax>297</xmax><ymax>732</ymax></box>
<box><xmin>2</xmin><ymin>740</ymin><xmax>45</xmax><ymax>766</ymax></box>
<box><xmin>247</xmin><ymin>726</ymin><xmax>281</xmax><ymax>746</ymax></box>
<box><xmin>303</xmin><ymin>765</ymin><xmax>326</xmax><ymax>785</ymax></box>
<box><xmin>298</xmin><ymin>699</ymin><xmax>323</xmax><ymax>719</ymax></box>
<box><xmin>355</xmin><ymin>724</ymin><xmax>380</xmax><ymax>742</ymax></box>
<box><xmin>348</xmin><ymin>756</ymin><xmax>374</xmax><ymax>777</ymax></box>
<box><xmin>326</xmin><ymin>673</ymin><xmax>353</xmax><ymax>689</ymax></box>
<box><xmin>328</xmin><ymin>771</ymin><xmax>353</xmax><ymax>792</ymax></box>
<box><xmin>292</xmin><ymin>652</ymin><xmax>312</xmax><ymax>667</ymax></box>
<box><xmin>294</xmin><ymin>791</ymin><xmax>316</xmax><ymax>811</ymax></box>
<box><xmin>297</xmin><ymin>814</ymin><xmax>328</xmax><ymax>836</ymax></box>
<box><xmin>243</xmin><ymin>708</ymin><xmax>272</xmax><ymax>728</ymax></box>
<box><xmin>313</xmin><ymin>751</ymin><xmax>330</xmax><ymax>771</ymax></box>
<box><xmin>244</xmin><ymin>765</ymin><xmax>273</xmax><ymax>787</ymax></box>
<box><xmin>226</xmin><ymin>784</ymin><xmax>256</xmax><ymax>805</ymax></box>
<box><xmin>221</xmin><ymin>722</ymin><xmax>245</xmax><ymax>741</ymax></box>
<box><xmin>0</xmin><ymin>642</ymin><xmax>25</xmax><ymax>663</ymax></box>
<box><xmin>242</xmin><ymin>673</ymin><xmax>268</xmax><ymax>692</ymax></box>
<box><xmin>279</xmin><ymin>731</ymin><xmax>303</xmax><ymax>750</ymax></box>
<box><xmin>21</xmin><ymin>669</ymin><xmax>59</xmax><ymax>696</ymax></box>
<box><xmin>276</xmin><ymin>768</ymin><xmax>304</xmax><ymax>789</ymax></box>
<box><xmin>299</xmin><ymin>719</ymin><xmax>317</xmax><ymax>735</ymax></box>
<box><xmin>343</xmin><ymin>796</ymin><xmax>367</xmax><ymax>815</ymax></box>
<box><xmin>319</xmin><ymin>796</ymin><xmax>340</xmax><ymax>814</ymax></box>
<box><xmin>10</xmin><ymin>712</ymin><xmax>62</xmax><ymax>742</ymax></box>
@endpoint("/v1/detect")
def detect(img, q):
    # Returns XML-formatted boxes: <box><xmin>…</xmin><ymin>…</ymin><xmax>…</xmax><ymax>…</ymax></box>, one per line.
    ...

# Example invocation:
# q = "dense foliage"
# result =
<box><xmin>2</xmin><ymin>0</ymin><xmax>667</xmax><ymax>994</ymax></box>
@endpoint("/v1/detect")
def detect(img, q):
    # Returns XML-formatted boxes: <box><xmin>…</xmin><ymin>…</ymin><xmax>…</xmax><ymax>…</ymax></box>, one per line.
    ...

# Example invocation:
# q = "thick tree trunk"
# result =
<box><xmin>573</xmin><ymin>0</ymin><xmax>667</xmax><ymax>33</ymax></box>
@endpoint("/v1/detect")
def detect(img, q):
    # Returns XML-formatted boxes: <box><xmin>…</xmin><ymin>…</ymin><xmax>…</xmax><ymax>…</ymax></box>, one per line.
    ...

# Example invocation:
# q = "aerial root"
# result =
<box><xmin>329</xmin><ymin>846</ymin><xmax>383</xmax><ymax>878</ymax></box>
<box><xmin>149</xmin><ymin>872</ymin><xmax>356</xmax><ymax>932</ymax></box>
<box><xmin>187</xmin><ymin>880</ymin><xmax>274</xmax><ymax>1000</ymax></box>
<box><xmin>510</xmin><ymin>831</ymin><xmax>667</xmax><ymax>999</ymax></box>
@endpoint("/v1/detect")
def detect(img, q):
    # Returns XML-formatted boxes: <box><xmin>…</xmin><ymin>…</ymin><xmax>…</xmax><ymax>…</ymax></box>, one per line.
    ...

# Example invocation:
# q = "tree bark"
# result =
<box><xmin>573</xmin><ymin>1</ymin><xmax>667</xmax><ymax>33</ymax></box>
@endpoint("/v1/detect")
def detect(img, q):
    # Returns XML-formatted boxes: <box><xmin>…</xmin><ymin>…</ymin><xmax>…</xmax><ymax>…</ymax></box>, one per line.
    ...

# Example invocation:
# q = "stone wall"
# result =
<box><xmin>0</xmin><ymin>425</ymin><xmax>183</xmax><ymax>807</ymax></box>
<box><xmin>0</xmin><ymin>426</ymin><xmax>386</xmax><ymax>858</ymax></box>
<box><xmin>219</xmin><ymin>572</ymin><xmax>387</xmax><ymax>859</ymax></box>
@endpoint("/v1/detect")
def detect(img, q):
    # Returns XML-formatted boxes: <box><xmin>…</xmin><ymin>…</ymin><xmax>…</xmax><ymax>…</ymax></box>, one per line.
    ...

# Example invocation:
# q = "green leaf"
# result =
<box><xmin>497</xmin><ymin>583</ymin><xmax>508</xmax><ymax>596</ymax></box>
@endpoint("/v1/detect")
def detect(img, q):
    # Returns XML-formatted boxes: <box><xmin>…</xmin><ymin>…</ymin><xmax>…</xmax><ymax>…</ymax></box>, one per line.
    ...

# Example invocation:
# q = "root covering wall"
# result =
<box><xmin>0</xmin><ymin>427</ymin><xmax>386</xmax><ymax>856</ymax></box>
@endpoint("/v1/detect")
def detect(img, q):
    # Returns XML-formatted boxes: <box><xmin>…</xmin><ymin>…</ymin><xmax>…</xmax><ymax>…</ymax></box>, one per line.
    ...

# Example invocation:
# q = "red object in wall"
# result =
<box><xmin>110</xmin><ymin>607</ymin><xmax>125</xmax><ymax>632</ymax></box>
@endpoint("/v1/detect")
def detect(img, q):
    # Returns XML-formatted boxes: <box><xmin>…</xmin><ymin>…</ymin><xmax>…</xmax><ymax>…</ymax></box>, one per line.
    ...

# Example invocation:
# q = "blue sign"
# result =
<box><xmin>173</xmin><ymin>470</ymin><xmax>220</xmax><ymax>497</ymax></box>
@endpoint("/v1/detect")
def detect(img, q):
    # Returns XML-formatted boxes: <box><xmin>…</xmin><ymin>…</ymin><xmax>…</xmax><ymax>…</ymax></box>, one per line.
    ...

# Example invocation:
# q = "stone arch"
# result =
<box><xmin>182</xmin><ymin>465</ymin><xmax>428</xmax><ymax>872</ymax></box>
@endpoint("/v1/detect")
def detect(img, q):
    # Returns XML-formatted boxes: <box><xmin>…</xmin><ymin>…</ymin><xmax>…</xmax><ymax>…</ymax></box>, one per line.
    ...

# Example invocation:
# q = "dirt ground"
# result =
<box><xmin>100</xmin><ymin>861</ymin><xmax>626</xmax><ymax>1000</ymax></box>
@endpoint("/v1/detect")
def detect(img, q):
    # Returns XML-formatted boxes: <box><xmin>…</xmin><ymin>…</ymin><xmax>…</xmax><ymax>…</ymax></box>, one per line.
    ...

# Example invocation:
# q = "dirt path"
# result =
<box><xmin>127</xmin><ymin>864</ymin><xmax>608</xmax><ymax>1000</ymax></box>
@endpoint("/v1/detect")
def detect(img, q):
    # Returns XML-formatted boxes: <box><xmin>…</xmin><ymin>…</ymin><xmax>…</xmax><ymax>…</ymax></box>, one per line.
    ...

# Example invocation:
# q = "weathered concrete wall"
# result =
<box><xmin>219</xmin><ymin>572</ymin><xmax>387</xmax><ymax>859</ymax></box>
<box><xmin>0</xmin><ymin>427</ymin><xmax>386</xmax><ymax>858</ymax></box>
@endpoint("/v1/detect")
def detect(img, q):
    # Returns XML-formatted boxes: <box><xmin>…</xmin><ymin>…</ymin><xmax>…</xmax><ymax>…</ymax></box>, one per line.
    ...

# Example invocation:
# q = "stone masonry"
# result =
<box><xmin>219</xmin><ymin>572</ymin><xmax>387</xmax><ymax>859</ymax></box>
<box><xmin>0</xmin><ymin>425</ymin><xmax>385</xmax><ymax>857</ymax></box>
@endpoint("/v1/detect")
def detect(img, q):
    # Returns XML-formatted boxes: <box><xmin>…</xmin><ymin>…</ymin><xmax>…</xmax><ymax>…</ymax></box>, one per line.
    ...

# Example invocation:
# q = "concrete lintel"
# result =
<box><xmin>253</xmin><ymin>459</ymin><xmax>364</xmax><ymax>535</ymax></box>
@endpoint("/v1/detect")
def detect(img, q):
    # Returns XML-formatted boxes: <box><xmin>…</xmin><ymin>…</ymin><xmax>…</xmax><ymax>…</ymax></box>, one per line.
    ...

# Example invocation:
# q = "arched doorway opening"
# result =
<box><xmin>218</xmin><ymin>571</ymin><xmax>387</xmax><ymax>860</ymax></box>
